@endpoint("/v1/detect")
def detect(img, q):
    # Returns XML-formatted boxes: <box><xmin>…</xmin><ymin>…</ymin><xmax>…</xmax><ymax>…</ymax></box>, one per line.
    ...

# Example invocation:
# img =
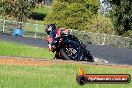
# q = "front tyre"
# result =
<box><xmin>60</xmin><ymin>48</ymin><xmax>72</xmax><ymax>60</ymax></box>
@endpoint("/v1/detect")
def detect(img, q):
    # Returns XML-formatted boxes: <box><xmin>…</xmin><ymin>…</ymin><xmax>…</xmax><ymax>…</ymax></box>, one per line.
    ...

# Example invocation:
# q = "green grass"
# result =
<box><xmin>32</xmin><ymin>6</ymin><xmax>51</xmax><ymax>15</ymax></box>
<box><xmin>0</xmin><ymin>40</ymin><xmax>54</xmax><ymax>59</ymax></box>
<box><xmin>0</xmin><ymin>64</ymin><xmax>131</xmax><ymax>88</ymax></box>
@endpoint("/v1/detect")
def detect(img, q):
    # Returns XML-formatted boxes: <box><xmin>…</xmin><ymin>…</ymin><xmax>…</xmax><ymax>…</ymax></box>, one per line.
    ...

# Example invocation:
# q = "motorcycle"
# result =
<box><xmin>48</xmin><ymin>34</ymin><xmax>94</xmax><ymax>62</ymax></box>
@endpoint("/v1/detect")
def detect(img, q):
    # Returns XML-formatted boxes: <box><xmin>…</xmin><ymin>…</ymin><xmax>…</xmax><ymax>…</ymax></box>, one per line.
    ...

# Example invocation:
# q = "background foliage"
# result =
<box><xmin>44</xmin><ymin>0</ymin><xmax>99</xmax><ymax>30</ymax></box>
<box><xmin>0</xmin><ymin>0</ymin><xmax>131</xmax><ymax>37</ymax></box>
<box><xmin>0</xmin><ymin>0</ymin><xmax>32</xmax><ymax>22</ymax></box>
<box><xmin>105</xmin><ymin>0</ymin><xmax>132</xmax><ymax>36</ymax></box>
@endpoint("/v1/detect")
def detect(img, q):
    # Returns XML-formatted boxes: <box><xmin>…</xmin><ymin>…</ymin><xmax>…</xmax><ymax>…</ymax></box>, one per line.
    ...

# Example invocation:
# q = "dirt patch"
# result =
<box><xmin>0</xmin><ymin>58</ymin><xmax>53</xmax><ymax>66</ymax></box>
<box><xmin>0</xmin><ymin>56</ymin><xmax>132</xmax><ymax>69</ymax></box>
<box><xmin>0</xmin><ymin>56</ymin><xmax>60</xmax><ymax>66</ymax></box>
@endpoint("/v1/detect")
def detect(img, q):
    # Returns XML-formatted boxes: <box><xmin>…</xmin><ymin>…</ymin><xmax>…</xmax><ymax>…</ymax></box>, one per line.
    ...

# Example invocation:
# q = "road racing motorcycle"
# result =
<box><xmin>47</xmin><ymin>33</ymin><xmax>94</xmax><ymax>62</ymax></box>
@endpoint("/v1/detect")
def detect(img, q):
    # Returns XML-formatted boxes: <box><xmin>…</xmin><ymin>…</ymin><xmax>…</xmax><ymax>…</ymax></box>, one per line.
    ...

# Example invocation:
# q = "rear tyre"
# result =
<box><xmin>86</xmin><ymin>53</ymin><xmax>94</xmax><ymax>62</ymax></box>
<box><xmin>88</xmin><ymin>56</ymin><xmax>94</xmax><ymax>62</ymax></box>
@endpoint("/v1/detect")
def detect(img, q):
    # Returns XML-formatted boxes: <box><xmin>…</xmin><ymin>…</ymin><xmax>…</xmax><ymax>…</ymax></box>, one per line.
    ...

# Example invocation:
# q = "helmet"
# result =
<box><xmin>45</xmin><ymin>24</ymin><xmax>56</xmax><ymax>35</ymax></box>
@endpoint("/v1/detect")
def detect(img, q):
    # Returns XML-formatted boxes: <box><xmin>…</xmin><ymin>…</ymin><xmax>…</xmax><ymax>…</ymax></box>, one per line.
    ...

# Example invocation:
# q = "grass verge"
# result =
<box><xmin>0</xmin><ymin>64</ymin><xmax>131</xmax><ymax>88</ymax></box>
<box><xmin>0</xmin><ymin>40</ymin><xmax>54</xmax><ymax>59</ymax></box>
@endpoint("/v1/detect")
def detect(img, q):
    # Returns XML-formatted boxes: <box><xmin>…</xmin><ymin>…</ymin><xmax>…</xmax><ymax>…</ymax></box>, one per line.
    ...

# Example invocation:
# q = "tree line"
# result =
<box><xmin>0</xmin><ymin>0</ymin><xmax>131</xmax><ymax>36</ymax></box>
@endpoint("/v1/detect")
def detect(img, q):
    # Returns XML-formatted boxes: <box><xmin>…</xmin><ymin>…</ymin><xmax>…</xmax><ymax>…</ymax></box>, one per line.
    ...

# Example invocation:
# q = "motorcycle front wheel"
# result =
<box><xmin>60</xmin><ymin>48</ymin><xmax>72</xmax><ymax>60</ymax></box>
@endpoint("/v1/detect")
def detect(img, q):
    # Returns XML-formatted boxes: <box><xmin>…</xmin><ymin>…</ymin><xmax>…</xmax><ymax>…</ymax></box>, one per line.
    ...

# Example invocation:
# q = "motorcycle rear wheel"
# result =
<box><xmin>85</xmin><ymin>53</ymin><xmax>94</xmax><ymax>62</ymax></box>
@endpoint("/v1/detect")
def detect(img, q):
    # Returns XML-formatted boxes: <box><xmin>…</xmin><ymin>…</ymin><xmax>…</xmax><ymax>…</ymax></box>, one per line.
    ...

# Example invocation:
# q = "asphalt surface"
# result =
<box><xmin>0</xmin><ymin>34</ymin><xmax>47</xmax><ymax>47</ymax></box>
<box><xmin>0</xmin><ymin>34</ymin><xmax>132</xmax><ymax>65</ymax></box>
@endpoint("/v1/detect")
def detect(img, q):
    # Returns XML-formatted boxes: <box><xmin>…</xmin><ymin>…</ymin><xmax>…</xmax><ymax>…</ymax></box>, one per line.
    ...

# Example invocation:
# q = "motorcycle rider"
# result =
<box><xmin>45</xmin><ymin>24</ymin><xmax>71</xmax><ymax>59</ymax></box>
<box><xmin>45</xmin><ymin>24</ymin><xmax>87</xmax><ymax>60</ymax></box>
<box><xmin>46</xmin><ymin>24</ymin><xmax>67</xmax><ymax>50</ymax></box>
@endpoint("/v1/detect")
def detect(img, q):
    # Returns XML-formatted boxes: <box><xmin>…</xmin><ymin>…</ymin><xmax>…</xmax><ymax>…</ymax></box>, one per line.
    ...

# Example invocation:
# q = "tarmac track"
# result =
<box><xmin>0</xmin><ymin>34</ymin><xmax>132</xmax><ymax>65</ymax></box>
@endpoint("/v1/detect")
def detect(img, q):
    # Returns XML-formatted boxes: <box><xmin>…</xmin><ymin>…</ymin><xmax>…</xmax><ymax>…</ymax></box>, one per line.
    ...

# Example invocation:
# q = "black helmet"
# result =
<box><xmin>45</xmin><ymin>24</ymin><xmax>56</xmax><ymax>35</ymax></box>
